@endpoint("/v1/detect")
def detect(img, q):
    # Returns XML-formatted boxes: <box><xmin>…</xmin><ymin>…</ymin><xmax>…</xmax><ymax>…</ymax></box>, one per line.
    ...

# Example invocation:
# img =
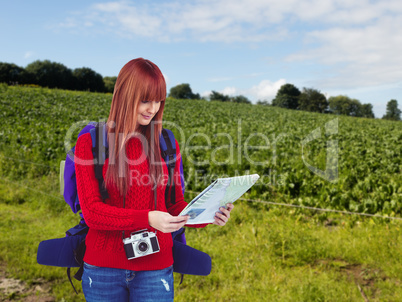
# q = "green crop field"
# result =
<box><xmin>0</xmin><ymin>85</ymin><xmax>401</xmax><ymax>301</ymax></box>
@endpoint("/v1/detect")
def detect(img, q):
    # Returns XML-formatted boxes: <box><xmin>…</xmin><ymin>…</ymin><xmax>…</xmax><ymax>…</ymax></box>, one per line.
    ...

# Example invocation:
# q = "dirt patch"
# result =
<box><xmin>340</xmin><ymin>264</ymin><xmax>386</xmax><ymax>287</ymax></box>
<box><xmin>314</xmin><ymin>259</ymin><xmax>388</xmax><ymax>300</ymax></box>
<box><xmin>0</xmin><ymin>278</ymin><xmax>25</xmax><ymax>295</ymax></box>
<box><xmin>0</xmin><ymin>270</ymin><xmax>55</xmax><ymax>302</ymax></box>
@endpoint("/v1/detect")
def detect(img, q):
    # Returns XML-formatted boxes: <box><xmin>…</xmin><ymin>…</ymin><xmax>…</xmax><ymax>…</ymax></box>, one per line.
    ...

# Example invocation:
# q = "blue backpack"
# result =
<box><xmin>37</xmin><ymin>122</ymin><xmax>211</xmax><ymax>292</ymax></box>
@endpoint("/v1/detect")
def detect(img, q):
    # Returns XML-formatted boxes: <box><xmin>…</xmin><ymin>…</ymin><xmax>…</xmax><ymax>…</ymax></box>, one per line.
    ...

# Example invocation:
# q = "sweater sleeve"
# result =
<box><xmin>75</xmin><ymin>133</ymin><xmax>151</xmax><ymax>231</ymax></box>
<box><xmin>166</xmin><ymin>139</ymin><xmax>209</xmax><ymax>228</ymax></box>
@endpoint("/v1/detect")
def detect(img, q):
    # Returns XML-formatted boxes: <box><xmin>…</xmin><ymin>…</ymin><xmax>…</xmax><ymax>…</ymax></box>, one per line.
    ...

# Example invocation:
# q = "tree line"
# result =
<box><xmin>0</xmin><ymin>60</ymin><xmax>116</xmax><ymax>93</ymax></box>
<box><xmin>169</xmin><ymin>83</ymin><xmax>252</xmax><ymax>104</ymax></box>
<box><xmin>269</xmin><ymin>83</ymin><xmax>376</xmax><ymax>118</ymax></box>
<box><xmin>267</xmin><ymin>83</ymin><xmax>400</xmax><ymax>121</ymax></box>
<box><xmin>1</xmin><ymin>60</ymin><xmax>400</xmax><ymax>120</ymax></box>
<box><xmin>169</xmin><ymin>82</ymin><xmax>400</xmax><ymax>120</ymax></box>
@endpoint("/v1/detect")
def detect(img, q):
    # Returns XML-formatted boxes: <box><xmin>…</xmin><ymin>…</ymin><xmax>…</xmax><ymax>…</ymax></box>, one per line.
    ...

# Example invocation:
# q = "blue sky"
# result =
<box><xmin>1</xmin><ymin>0</ymin><xmax>401</xmax><ymax>118</ymax></box>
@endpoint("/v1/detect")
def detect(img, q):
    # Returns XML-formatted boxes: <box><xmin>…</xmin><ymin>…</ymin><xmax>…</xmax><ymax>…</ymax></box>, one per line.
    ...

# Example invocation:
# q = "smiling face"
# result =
<box><xmin>136</xmin><ymin>100</ymin><xmax>162</xmax><ymax>129</ymax></box>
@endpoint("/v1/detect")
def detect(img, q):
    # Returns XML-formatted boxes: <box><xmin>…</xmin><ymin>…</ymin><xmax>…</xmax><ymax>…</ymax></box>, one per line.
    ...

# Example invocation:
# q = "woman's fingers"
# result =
<box><xmin>160</xmin><ymin>214</ymin><xmax>187</xmax><ymax>232</ymax></box>
<box><xmin>226</xmin><ymin>203</ymin><xmax>234</xmax><ymax>211</ymax></box>
<box><xmin>213</xmin><ymin>212</ymin><xmax>227</xmax><ymax>226</ymax></box>
<box><xmin>149</xmin><ymin>203</ymin><xmax>235</xmax><ymax>231</ymax></box>
<box><xmin>164</xmin><ymin>216</ymin><xmax>188</xmax><ymax>232</ymax></box>
<box><xmin>213</xmin><ymin>203</ymin><xmax>234</xmax><ymax>226</ymax></box>
<box><xmin>148</xmin><ymin>211</ymin><xmax>188</xmax><ymax>233</ymax></box>
<box><xmin>170</xmin><ymin>215</ymin><xmax>189</xmax><ymax>224</ymax></box>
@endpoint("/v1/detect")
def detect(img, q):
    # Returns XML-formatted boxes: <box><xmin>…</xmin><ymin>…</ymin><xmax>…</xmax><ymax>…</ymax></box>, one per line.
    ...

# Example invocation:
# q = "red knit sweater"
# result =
<box><xmin>75</xmin><ymin>133</ymin><xmax>206</xmax><ymax>271</ymax></box>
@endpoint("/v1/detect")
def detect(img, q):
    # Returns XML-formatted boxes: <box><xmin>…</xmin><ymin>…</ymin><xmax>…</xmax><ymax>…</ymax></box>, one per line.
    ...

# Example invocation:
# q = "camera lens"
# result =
<box><xmin>138</xmin><ymin>241</ymin><xmax>149</xmax><ymax>253</ymax></box>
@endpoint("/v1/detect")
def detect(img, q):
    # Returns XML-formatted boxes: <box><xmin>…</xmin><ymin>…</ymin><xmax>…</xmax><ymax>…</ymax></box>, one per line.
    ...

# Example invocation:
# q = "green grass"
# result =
<box><xmin>0</xmin><ymin>86</ymin><xmax>401</xmax><ymax>301</ymax></box>
<box><xmin>174</xmin><ymin>193</ymin><xmax>402</xmax><ymax>301</ymax></box>
<box><xmin>1</xmin><ymin>86</ymin><xmax>401</xmax><ymax>215</ymax></box>
<box><xmin>0</xmin><ymin>176</ymin><xmax>401</xmax><ymax>301</ymax></box>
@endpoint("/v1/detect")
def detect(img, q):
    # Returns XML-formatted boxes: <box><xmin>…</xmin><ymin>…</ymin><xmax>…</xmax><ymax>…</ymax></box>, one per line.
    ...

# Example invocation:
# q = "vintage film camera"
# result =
<box><xmin>123</xmin><ymin>229</ymin><xmax>160</xmax><ymax>260</ymax></box>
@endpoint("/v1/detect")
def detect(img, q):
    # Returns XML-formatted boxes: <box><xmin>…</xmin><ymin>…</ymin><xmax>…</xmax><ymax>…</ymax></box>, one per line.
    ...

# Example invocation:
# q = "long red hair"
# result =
<box><xmin>105</xmin><ymin>58</ymin><xmax>166</xmax><ymax>196</ymax></box>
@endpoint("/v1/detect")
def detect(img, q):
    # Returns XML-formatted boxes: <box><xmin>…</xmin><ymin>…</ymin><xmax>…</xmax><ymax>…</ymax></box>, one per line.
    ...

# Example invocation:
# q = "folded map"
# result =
<box><xmin>179</xmin><ymin>174</ymin><xmax>260</xmax><ymax>224</ymax></box>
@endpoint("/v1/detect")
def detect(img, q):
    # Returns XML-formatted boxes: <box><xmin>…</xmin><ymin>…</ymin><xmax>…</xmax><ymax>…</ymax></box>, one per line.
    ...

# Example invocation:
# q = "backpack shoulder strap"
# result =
<box><xmin>63</xmin><ymin>122</ymin><xmax>98</xmax><ymax>214</ymax></box>
<box><xmin>89</xmin><ymin>122</ymin><xmax>109</xmax><ymax>200</ymax></box>
<box><xmin>160</xmin><ymin>129</ymin><xmax>177</xmax><ymax>204</ymax></box>
<box><xmin>160</xmin><ymin>129</ymin><xmax>176</xmax><ymax>160</ymax></box>
<box><xmin>161</xmin><ymin>129</ymin><xmax>185</xmax><ymax>193</ymax></box>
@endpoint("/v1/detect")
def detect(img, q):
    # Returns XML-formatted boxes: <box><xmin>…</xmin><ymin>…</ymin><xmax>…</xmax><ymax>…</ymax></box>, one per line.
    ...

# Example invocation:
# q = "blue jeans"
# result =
<box><xmin>81</xmin><ymin>262</ymin><xmax>174</xmax><ymax>302</ymax></box>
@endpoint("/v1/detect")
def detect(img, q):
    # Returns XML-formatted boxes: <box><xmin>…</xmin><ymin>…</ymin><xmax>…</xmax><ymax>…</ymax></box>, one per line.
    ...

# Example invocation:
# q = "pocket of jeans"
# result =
<box><xmin>165</xmin><ymin>265</ymin><xmax>173</xmax><ymax>274</ymax></box>
<box><xmin>84</xmin><ymin>262</ymin><xmax>100</xmax><ymax>269</ymax></box>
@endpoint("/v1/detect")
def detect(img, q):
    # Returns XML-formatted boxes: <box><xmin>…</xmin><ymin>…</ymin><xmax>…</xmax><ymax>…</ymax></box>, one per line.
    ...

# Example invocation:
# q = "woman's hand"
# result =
<box><xmin>213</xmin><ymin>203</ymin><xmax>234</xmax><ymax>226</ymax></box>
<box><xmin>148</xmin><ymin>211</ymin><xmax>189</xmax><ymax>233</ymax></box>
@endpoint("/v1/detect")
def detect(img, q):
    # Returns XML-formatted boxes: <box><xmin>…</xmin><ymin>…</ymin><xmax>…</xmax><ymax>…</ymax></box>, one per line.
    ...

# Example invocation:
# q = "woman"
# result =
<box><xmin>75</xmin><ymin>58</ymin><xmax>234</xmax><ymax>301</ymax></box>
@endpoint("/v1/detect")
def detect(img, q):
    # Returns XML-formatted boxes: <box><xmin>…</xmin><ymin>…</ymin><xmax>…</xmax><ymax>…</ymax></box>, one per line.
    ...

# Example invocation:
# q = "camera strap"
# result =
<box><xmin>122</xmin><ymin>184</ymin><xmax>158</xmax><ymax>240</ymax></box>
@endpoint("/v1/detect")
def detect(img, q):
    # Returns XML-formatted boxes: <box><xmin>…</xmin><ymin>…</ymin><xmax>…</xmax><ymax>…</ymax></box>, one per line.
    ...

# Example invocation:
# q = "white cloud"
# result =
<box><xmin>220</xmin><ymin>87</ymin><xmax>238</xmax><ymax>96</ymax></box>
<box><xmin>59</xmin><ymin>0</ymin><xmax>402</xmax><ymax>44</ymax></box>
<box><xmin>201</xmin><ymin>90</ymin><xmax>212</xmax><ymax>98</ymax></box>
<box><xmin>215</xmin><ymin>79</ymin><xmax>286</xmax><ymax>102</ymax></box>
<box><xmin>58</xmin><ymin>0</ymin><xmax>295</xmax><ymax>42</ymax></box>
<box><xmin>249</xmin><ymin>79</ymin><xmax>287</xmax><ymax>101</ymax></box>
<box><xmin>287</xmin><ymin>14</ymin><xmax>402</xmax><ymax>89</ymax></box>
<box><xmin>24</xmin><ymin>51</ymin><xmax>34</xmax><ymax>59</ymax></box>
<box><xmin>57</xmin><ymin>16</ymin><xmax>80</xmax><ymax>29</ymax></box>
<box><xmin>57</xmin><ymin>0</ymin><xmax>402</xmax><ymax>90</ymax></box>
<box><xmin>91</xmin><ymin>1</ymin><xmax>162</xmax><ymax>38</ymax></box>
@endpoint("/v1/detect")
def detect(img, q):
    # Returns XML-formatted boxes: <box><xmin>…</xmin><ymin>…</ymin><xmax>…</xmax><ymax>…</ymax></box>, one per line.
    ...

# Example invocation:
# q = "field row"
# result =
<box><xmin>0</xmin><ymin>86</ymin><xmax>401</xmax><ymax>215</ymax></box>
